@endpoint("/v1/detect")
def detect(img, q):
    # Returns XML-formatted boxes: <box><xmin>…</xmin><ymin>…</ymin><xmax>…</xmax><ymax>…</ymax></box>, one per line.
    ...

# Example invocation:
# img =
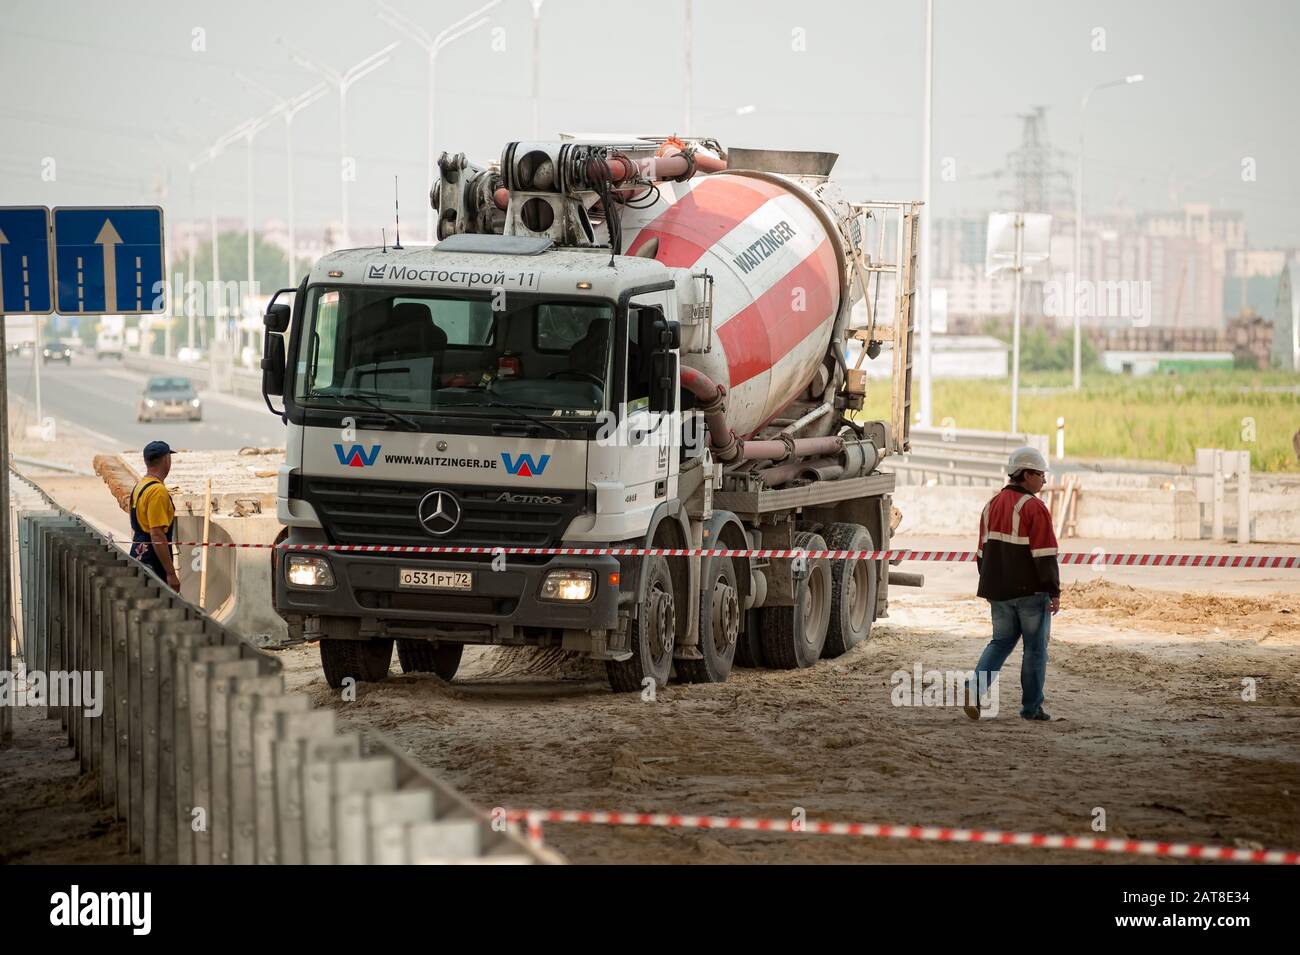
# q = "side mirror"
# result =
<box><xmin>635</xmin><ymin>305</ymin><xmax>679</xmax><ymax>351</ymax></box>
<box><xmin>635</xmin><ymin>305</ymin><xmax>660</xmax><ymax>353</ymax></box>
<box><xmin>261</xmin><ymin>334</ymin><xmax>287</xmax><ymax>398</ymax></box>
<box><xmin>264</xmin><ymin>302</ymin><xmax>291</xmax><ymax>334</ymax></box>
<box><xmin>649</xmin><ymin>352</ymin><xmax>677</xmax><ymax>414</ymax></box>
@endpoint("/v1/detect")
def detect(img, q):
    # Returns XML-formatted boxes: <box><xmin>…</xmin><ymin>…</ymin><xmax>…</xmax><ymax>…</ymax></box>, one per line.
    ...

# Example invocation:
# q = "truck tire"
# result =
<box><xmin>606</xmin><ymin>555</ymin><xmax>676</xmax><ymax>692</ymax></box>
<box><xmin>735</xmin><ymin>609</ymin><xmax>767</xmax><ymax>667</ymax></box>
<box><xmin>396</xmin><ymin>639</ymin><xmax>462</xmax><ymax>681</ymax></box>
<box><xmin>760</xmin><ymin>531</ymin><xmax>832</xmax><ymax>669</ymax></box>
<box><xmin>319</xmin><ymin>638</ymin><xmax>393</xmax><ymax>689</ymax></box>
<box><xmin>822</xmin><ymin>522</ymin><xmax>878</xmax><ymax>658</ymax></box>
<box><xmin>676</xmin><ymin>554</ymin><xmax>740</xmax><ymax>684</ymax></box>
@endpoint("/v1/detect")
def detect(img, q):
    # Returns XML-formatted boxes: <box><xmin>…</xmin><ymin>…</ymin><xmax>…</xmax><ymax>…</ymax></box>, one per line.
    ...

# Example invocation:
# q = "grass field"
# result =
<box><xmin>860</xmin><ymin>370</ymin><xmax>1300</xmax><ymax>472</ymax></box>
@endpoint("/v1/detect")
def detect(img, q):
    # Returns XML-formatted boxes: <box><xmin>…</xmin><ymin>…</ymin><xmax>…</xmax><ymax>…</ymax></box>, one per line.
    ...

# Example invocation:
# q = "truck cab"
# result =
<box><xmin>267</xmin><ymin>236</ymin><xmax>692</xmax><ymax>688</ymax></box>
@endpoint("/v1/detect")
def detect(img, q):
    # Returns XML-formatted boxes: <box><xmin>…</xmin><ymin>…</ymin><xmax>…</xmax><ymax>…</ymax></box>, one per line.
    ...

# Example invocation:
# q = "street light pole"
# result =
<box><xmin>1073</xmin><ymin>73</ymin><xmax>1144</xmax><ymax>390</ymax></box>
<box><xmin>283</xmin><ymin>41</ymin><xmax>399</xmax><ymax>248</ymax></box>
<box><xmin>531</xmin><ymin>0</ymin><xmax>546</xmax><ymax>139</ymax></box>
<box><xmin>684</xmin><ymin>0</ymin><xmax>693</xmax><ymax>134</ymax></box>
<box><xmin>237</xmin><ymin>75</ymin><xmax>328</xmax><ymax>285</ymax></box>
<box><xmin>1011</xmin><ymin>213</ymin><xmax>1024</xmax><ymax>433</ymax></box>
<box><xmin>376</xmin><ymin>1</ymin><xmax>500</xmax><ymax>244</ymax></box>
<box><xmin>918</xmin><ymin>0</ymin><xmax>934</xmax><ymax>428</ymax></box>
<box><xmin>215</xmin><ymin>117</ymin><xmax>270</xmax><ymax>364</ymax></box>
<box><xmin>188</xmin><ymin>129</ymin><xmax>233</xmax><ymax>387</ymax></box>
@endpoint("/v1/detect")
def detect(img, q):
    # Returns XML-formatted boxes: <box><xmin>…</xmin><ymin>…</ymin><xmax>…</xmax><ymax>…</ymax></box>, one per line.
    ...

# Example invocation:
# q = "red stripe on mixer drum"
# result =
<box><xmin>716</xmin><ymin>237</ymin><xmax>838</xmax><ymax>388</ymax></box>
<box><xmin>625</xmin><ymin>176</ymin><xmax>789</xmax><ymax>262</ymax></box>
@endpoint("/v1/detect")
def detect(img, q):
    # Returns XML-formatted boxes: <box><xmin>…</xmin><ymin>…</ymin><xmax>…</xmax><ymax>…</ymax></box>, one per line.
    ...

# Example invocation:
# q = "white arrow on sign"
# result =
<box><xmin>95</xmin><ymin>219</ymin><xmax>122</xmax><ymax>312</ymax></box>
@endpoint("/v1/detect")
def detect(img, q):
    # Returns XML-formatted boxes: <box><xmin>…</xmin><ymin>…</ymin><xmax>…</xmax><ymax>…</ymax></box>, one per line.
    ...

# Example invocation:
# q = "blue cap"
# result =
<box><xmin>143</xmin><ymin>440</ymin><xmax>173</xmax><ymax>463</ymax></box>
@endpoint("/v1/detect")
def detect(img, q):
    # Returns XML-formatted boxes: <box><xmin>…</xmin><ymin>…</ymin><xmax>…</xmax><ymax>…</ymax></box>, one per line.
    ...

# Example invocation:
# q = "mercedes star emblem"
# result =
<box><xmin>417</xmin><ymin>489</ymin><xmax>461</xmax><ymax>536</ymax></box>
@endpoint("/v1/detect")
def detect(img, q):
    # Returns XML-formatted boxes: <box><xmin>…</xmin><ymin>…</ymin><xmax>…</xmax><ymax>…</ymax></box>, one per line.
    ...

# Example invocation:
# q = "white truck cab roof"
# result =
<box><xmin>307</xmin><ymin>236</ymin><xmax>672</xmax><ymax>301</ymax></box>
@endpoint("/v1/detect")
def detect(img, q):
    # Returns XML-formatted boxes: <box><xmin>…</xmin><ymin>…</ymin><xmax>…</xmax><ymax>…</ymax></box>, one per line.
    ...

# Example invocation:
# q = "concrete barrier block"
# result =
<box><xmin>1250</xmin><ymin>492</ymin><xmax>1300</xmax><ymax>543</ymax></box>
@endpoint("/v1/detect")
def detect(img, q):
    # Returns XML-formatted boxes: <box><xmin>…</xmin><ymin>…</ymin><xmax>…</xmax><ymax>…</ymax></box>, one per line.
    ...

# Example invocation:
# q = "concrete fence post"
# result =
<box><xmin>6</xmin><ymin>471</ymin><xmax>557</xmax><ymax>865</ymax></box>
<box><xmin>1237</xmin><ymin>450</ymin><xmax>1250</xmax><ymax>545</ymax></box>
<box><xmin>303</xmin><ymin>734</ymin><xmax>361</xmax><ymax>865</ymax></box>
<box><xmin>1211</xmin><ymin>449</ymin><xmax>1225</xmax><ymax>541</ymax></box>
<box><xmin>251</xmin><ymin>693</ymin><xmax>310</xmax><ymax>864</ymax></box>
<box><xmin>273</xmin><ymin>709</ymin><xmax>336</xmax><ymax>865</ymax></box>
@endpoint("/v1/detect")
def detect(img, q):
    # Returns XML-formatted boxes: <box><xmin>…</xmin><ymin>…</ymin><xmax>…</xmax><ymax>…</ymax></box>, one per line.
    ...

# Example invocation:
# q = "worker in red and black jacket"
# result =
<box><xmin>963</xmin><ymin>446</ymin><xmax>1061</xmax><ymax>722</ymax></box>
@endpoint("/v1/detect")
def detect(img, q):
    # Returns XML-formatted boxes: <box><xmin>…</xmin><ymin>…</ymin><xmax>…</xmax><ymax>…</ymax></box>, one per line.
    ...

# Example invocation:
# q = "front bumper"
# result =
<box><xmin>276</xmin><ymin>548</ymin><xmax>621</xmax><ymax>637</ymax></box>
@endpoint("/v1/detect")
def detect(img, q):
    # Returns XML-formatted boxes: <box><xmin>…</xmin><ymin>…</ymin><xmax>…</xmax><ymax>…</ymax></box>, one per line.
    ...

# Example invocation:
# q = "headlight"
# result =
<box><xmin>145</xmin><ymin>399</ymin><xmax>156</xmax><ymax>408</ymax></box>
<box><xmin>190</xmin><ymin>398</ymin><xmax>201</xmax><ymax>408</ymax></box>
<box><xmin>42</xmin><ymin>349</ymin><xmax>50</xmax><ymax>356</ymax></box>
<box><xmin>539</xmin><ymin>569</ymin><xmax>595</xmax><ymax>602</ymax></box>
<box><xmin>286</xmin><ymin>554</ymin><xmax>335</xmax><ymax>588</ymax></box>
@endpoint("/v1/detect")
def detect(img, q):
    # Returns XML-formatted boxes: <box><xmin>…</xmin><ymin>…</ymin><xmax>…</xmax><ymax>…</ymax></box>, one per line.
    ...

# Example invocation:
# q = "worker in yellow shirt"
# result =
<box><xmin>128</xmin><ymin>440</ymin><xmax>180</xmax><ymax>590</ymax></box>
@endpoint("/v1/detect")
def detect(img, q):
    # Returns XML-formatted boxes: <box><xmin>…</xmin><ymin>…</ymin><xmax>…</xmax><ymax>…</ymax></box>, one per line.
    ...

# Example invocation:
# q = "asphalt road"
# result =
<box><xmin>4</xmin><ymin>353</ymin><xmax>288</xmax><ymax>452</ymax></box>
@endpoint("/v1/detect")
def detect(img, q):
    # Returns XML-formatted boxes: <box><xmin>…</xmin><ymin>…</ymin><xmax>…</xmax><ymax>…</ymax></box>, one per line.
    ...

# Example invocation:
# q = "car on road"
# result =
<box><xmin>137</xmin><ymin>376</ymin><xmax>202</xmax><ymax>423</ymax></box>
<box><xmin>96</xmin><ymin>327</ymin><xmax>124</xmax><ymax>360</ymax></box>
<box><xmin>42</xmin><ymin>342</ymin><xmax>73</xmax><ymax>364</ymax></box>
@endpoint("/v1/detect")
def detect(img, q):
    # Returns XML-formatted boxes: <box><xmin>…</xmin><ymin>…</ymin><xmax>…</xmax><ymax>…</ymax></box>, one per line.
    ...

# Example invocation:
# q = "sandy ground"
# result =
<box><xmin>6</xmin><ymin>446</ymin><xmax>1299</xmax><ymax>864</ymax></box>
<box><xmin>0</xmin><ymin>707</ymin><xmax>130</xmax><ymax>864</ymax></box>
<box><xmin>277</xmin><ymin>569</ymin><xmax>1300</xmax><ymax>865</ymax></box>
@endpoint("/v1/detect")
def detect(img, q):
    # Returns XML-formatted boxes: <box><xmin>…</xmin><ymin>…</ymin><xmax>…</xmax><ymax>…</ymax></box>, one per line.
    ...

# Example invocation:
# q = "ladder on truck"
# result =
<box><xmin>840</xmin><ymin>200</ymin><xmax>921</xmax><ymax>455</ymax></box>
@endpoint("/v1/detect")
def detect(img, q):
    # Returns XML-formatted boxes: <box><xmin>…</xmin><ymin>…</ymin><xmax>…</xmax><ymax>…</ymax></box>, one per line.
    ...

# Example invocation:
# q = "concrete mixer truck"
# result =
<box><xmin>260</xmin><ymin>136</ymin><xmax>920</xmax><ymax>692</ymax></box>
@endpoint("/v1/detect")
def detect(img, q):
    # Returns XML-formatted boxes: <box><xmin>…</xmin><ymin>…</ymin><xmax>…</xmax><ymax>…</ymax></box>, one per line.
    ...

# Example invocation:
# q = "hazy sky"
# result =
<box><xmin>3</xmin><ymin>0</ymin><xmax>1298</xmax><ymax>247</ymax></box>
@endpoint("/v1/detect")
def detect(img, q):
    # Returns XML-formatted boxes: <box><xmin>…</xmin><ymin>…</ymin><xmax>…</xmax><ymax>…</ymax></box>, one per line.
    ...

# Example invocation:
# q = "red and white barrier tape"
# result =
<box><xmin>504</xmin><ymin>808</ymin><xmax>1299</xmax><ymax>864</ymax></box>
<box><xmin>154</xmin><ymin>540</ymin><xmax>1300</xmax><ymax>568</ymax></box>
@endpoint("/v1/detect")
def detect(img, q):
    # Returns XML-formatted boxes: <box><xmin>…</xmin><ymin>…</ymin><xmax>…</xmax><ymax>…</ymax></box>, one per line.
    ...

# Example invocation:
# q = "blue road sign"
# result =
<box><xmin>53</xmin><ymin>206</ymin><xmax>165</xmax><ymax>315</ymax></box>
<box><xmin>0</xmin><ymin>206</ymin><xmax>53</xmax><ymax>314</ymax></box>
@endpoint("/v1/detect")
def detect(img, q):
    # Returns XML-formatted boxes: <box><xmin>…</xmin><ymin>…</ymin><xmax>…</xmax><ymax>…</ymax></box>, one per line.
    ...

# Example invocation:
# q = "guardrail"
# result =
<box><xmin>6</xmin><ymin>470</ymin><xmax>559</xmax><ymax>864</ymax></box>
<box><xmin>887</xmin><ymin>427</ymin><xmax>1050</xmax><ymax>486</ymax></box>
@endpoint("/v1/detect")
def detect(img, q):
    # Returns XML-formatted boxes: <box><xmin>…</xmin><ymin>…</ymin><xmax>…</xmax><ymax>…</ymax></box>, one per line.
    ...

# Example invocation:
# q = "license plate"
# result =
<box><xmin>397</xmin><ymin>568</ymin><xmax>472</xmax><ymax>591</ymax></box>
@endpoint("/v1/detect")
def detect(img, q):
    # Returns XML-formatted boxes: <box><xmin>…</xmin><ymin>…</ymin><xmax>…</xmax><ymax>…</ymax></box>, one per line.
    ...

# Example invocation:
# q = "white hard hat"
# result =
<box><xmin>1006</xmin><ymin>446</ymin><xmax>1048</xmax><ymax>476</ymax></box>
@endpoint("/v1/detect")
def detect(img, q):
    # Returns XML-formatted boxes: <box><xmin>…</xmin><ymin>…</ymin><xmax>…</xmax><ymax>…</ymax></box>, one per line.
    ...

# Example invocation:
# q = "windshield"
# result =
<box><xmin>148</xmin><ymin>378</ymin><xmax>193</xmax><ymax>393</ymax></box>
<box><xmin>294</xmin><ymin>286</ymin><xmax>614</xmax><ymax>418</ymax></box>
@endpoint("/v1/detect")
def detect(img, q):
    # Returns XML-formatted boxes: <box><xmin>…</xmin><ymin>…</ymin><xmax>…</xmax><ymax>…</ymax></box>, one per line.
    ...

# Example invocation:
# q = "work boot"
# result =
<box><xmin>963</xmin><ymin>684</ymin><xmax>981</xmax><ymax>721</ymax></box>
<box><xmin>1021</xmin><ymin>708</ymin><xmax>1051</xmax><ymax>721</ymax></box>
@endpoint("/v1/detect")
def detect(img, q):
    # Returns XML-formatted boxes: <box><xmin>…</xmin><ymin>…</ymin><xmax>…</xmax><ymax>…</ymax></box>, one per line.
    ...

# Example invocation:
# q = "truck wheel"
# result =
<box><xmin>822</xmin><ymin>522</ymin><xmax>878</xmax><ymax>657</ymax></box>
<box><xmin>319</xmin><ymin>638</ymin><xmax>393</xmax><ymax>689</ymax></box>
<box><xmin>676</xmin><ymin>554</ymin><xmax>740</xmax><ymax>683</ymax></box>
<box><xmin>396</xmin><ymin>640</ymin><xmax>462</xmax><ymax>681</ymax></box>
<box><xmin>606</xmin><ymin>555</ymin><xmax>676</xmax><ymax>692</ymax></box>
<box><xmin>735</xmin><ymin>608</ymin><xmax>767</xmax><ymax>667</ymax></box>
<box><xmin>760</xmin><ymin>531</ymin><xmax>832</xmax><ymax>669</ymax></box>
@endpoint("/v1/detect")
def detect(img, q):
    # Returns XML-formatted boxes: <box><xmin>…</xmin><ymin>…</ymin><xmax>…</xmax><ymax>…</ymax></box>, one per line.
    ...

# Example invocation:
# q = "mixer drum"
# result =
<box><xmin>624</xmin><ymin>171</ymin><xmax>846</xmax><ymax>437</ymax></box>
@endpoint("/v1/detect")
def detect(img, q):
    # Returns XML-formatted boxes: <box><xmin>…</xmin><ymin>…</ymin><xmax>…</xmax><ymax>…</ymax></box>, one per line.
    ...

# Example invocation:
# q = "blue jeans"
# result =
<box><xmin>972</xmin><ymin>592</ymin><xmax>1051</xmax><ymax>717</ymax></box>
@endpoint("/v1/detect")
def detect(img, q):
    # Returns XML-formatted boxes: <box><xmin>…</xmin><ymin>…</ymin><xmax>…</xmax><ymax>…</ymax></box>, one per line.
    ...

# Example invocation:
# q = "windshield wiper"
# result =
<box><xmin>439</xmin><ymin>393</ymin><xmax>569</xmax><ymax>437</ymax></box>
<box><xmin>309</xmin><ymin>389</ymin><xmax>420</xmax><ymax>432</ymax></box>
